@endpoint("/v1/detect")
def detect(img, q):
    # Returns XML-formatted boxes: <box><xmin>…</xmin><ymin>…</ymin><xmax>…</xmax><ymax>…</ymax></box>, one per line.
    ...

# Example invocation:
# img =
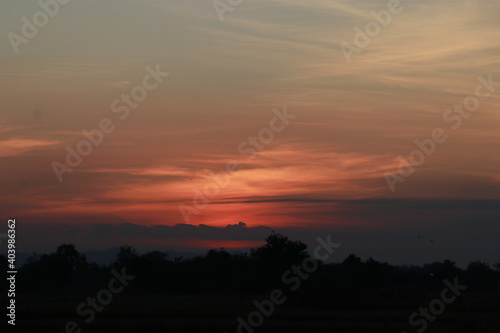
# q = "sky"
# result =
<box><xmin>0</xmin><ymin>0</ymin><xmax>499</xmax><ymax>266</ymax></box>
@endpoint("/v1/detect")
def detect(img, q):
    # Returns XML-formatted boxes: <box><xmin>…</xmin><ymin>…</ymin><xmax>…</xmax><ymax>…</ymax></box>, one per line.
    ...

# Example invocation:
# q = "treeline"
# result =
<box><xmin>1</xmin><ymin>233</ymin><xmax>499</xmax><ymax>298</ymax></box>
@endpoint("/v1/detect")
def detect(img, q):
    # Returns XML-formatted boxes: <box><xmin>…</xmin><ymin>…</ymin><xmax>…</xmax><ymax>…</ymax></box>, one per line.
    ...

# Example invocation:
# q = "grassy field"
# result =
<box><xmin>4</xmin><ymin>293</ymin><xmax>500</xmax><ymax>332</ymax></box>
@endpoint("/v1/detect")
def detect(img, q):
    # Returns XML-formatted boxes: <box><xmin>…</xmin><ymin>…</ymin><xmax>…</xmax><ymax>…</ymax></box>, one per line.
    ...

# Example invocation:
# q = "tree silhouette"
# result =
<box><xmin>11</xmin><ymin>233</ymin><xmax>500</xmax><ymax>297</ymax></box>
<box><xmin>251</xmin><ymin>231</ymin><xmax>309</xmax><ymax>266</ymax></box>
<box><xmin>250</xmin><ymin>231</ymin><xmax>309</xmax><ymax>286</ymax></box>
<box><xmin>114</xmin><ymin>245</ymin><xmax>139</xmax><ymax>268</ymax></box>
<box><xmin>19</xmin><ymin>244</ymin><xmax>91</xmax><ymax>293</ymax></box>
<box><xmin>466</xmin><ymin>261</ymin><xmax>497</xmax><ymax>292</ymax></box>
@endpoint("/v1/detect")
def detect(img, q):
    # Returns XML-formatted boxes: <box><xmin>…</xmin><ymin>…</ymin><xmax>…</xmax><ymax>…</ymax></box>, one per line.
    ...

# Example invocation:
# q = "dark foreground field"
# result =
<box><xmin>5</xmin><ymin>293</ymin><xmax>500</xmax><ymax>333</ymax></box>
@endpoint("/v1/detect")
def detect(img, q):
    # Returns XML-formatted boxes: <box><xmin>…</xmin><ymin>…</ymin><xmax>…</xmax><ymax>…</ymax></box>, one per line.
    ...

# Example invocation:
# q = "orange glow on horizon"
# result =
<box><xmin>133</xmin><ymin>238</ymin><xmax>265</xmax><ymax>250</ymax></box>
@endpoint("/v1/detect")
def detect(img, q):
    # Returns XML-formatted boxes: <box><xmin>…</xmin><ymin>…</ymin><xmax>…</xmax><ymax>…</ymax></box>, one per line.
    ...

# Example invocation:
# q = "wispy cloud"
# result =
<box><xmin>0</xmin><ymin>138</ymin><xmax>60</xmax><ymax>157</ymax></box>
